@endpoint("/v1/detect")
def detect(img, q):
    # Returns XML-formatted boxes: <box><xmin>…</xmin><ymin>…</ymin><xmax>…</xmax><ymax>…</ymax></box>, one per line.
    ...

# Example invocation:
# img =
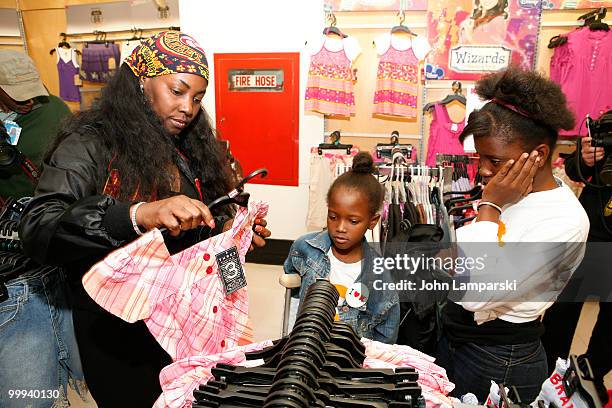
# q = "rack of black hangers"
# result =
<box><xmin>0</xmin><ymin>197</ymin><xmax>31</xmax><ymax>302</ymax></box>
<box><xmin>0</xmin><ymin>197</ymin><xmax>25</xmax><ymax>253</ymax></box>
<box><xmin>435</xmin><ymin>154</ymin><xmax>472</xmax><ymax>165</ymax></box>
<box><xmin>193</xmin><ymin>279</ymin><xmax>424</xmax><ymax>408</ymax></box>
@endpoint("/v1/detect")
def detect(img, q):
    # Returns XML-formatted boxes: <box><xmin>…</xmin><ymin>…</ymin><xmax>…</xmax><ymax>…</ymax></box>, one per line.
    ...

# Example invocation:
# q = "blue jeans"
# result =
<box><xmin>436</xmin><ymin>336</ymin><xmax>548</xmax><ymax>404</ymax></box>
<box><xmin>0</xmin><ymin>268</ymin><xmax>89</xmax><ymax>408</ymax></box>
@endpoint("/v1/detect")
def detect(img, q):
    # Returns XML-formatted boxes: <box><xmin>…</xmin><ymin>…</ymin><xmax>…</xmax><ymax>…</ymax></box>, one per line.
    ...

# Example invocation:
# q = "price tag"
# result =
<box><xmin>216</xmin><ymin>246</ymin><xmax>247</xmax><ymax>295</ymax></box>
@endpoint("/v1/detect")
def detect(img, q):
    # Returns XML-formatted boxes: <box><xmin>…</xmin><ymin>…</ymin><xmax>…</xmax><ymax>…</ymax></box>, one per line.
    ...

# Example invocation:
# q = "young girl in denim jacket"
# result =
<box><xmin>284</xmin><ymin>152</ymin><xmax>399</xmax><ymax>343</ymax></box>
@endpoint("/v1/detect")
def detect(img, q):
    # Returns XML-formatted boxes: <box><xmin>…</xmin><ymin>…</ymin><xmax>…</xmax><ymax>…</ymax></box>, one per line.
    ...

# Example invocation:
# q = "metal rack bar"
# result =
<box><xmin>15</xmin><ymin>0</ymin><xmax>27</xmax><ymax>54</ymax></box>
<box><xmin>65</xmin><ymin>26</ymin><xmax>179</xmax><ymax>37</ymax></box>
<box><xmin>324</xmin><ymin>131</ymin><xmax>421</xmax><ymax>139</ymax></box>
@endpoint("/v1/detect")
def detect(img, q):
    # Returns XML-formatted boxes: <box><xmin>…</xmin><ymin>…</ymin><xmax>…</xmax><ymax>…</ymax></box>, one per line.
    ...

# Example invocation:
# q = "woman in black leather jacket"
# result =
<box><xmin>19</xmin><ymin>31</ymin><xmax>270</xmax><ymax>407</ymax></box>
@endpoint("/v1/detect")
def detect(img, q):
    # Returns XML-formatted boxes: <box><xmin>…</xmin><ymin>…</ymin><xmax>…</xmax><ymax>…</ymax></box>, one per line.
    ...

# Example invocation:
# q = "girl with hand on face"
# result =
<box><xmin>19</xmin><ymin>32</ymin><xmax>270</xmax><ymax>406</ymax></box>
<box><xmin>436</xmin><ymin>67</ymin><xmax>590</xmax><ymax>403</ymax></box>
<box><xmin>284</xmin><ymin>152</ymin><xmax>400</xmax><ymax>343</ymax></box>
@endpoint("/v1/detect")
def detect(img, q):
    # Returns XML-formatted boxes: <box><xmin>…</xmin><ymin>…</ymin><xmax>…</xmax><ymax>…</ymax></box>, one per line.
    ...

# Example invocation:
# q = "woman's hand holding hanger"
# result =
<box><xmin>221</xmin><ymin>217</ymin><xmax>271</xmax><ymax>251</ymax></box>
<box><xmin>133</xmin><ymin>195</ymin><xmax>215</xmax><ymax>237</ymax></box>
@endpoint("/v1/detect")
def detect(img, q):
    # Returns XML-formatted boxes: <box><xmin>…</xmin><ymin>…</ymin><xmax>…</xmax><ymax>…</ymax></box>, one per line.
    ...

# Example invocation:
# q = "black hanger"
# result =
<box><xmin>444</xmin><ymin>185</ymin><xmax>481</xmax><ymax>202</ymax></box>
<box><xmin>423</xmin><ymin>81</ymin><xmax>466</xmax><ymax>112</ymax></box>
<box><xmin>331</xmin><ymin>321</ymin><xmax>366</xmax><ymax>354</ymax></box>
<box><xmin>548</xmin><ymin>34</ymin><xmax>568</xmax><ymax>48</ymax></box>
<box><xmin>0</xmin><ymin>220</ymin><xmax>18</xmax><ymax>239</ymax></box>
<box><xmin>376</xmin><ymin>131</ymin><xmax>413</xmax><ymax>160</ymax></box>
<box><xmin>436</xmin><ymin>153</ymin><xmax>468</xmax><ymax>167</ymax></box>
<box><xmin>455</xmin><ymin>215</ymin><xmax>476</xmax><ymax>228</ymax></box>
<box><xmin>376</xmin><ymin>131</ymin><xmax>401</xmax><ymax>148</ymax></box>
<box><xmin>129</xmin><ymin>27</ymin><xmax>144</xmax><ymax>41</ymax></box>
<box><xmin>391</xmin><ymin>10</ymin><xmax>416</xmax><ymax>36</ymax></box>
<box><xmin>158</xmin><ymin>168</ymin><xmax>267</xmax><ymax>236</ymax></box>
<box><xmin>318</xmin><ymin>130</ymin><xmax>353</xmax><ymax>155</ymax></box>
<box><xmin>323</xmin><ymin>11</ymin><xmax>347</xmax><ymax>38</ymax></box>
<box><xmin>194</xmin><ymin>278</ymin><xmax>427</xmax><ymax>408</ymax></box>
<box><xmin>550</xmin><ymin>8</ymin><xmax>607</xmax><ymax>50</ymax></box>
<box><xmin>578</xmin><ymin>7</ymin><xmax>606</xmax><ymax>25</ymax></box>
<box><xmin>85</xmin><ymin>31</ymin><xmax>113</xmax><ymax>47</ymax></box>
<box><xmin>447</xmin><ymin>202</ymin><xmax>474</xmax><ymax>216</ymax></box>
<box><xmin>50</xmin><ymin>33</ymin><xmax>72</xmax><ymax>55</ymax></box>
<box><xmin>588</xmin><ymin>19</ymin><xmax>609</xmax><ymax>31</ymax></box>
<box><xmin>207</xmin><ymin>168</ymin><xmax>268</xmax><ymax>211</ymax></box>
<box><xmin>563</xmin><ymin>355</ymin><xmax>606</xmax><ymax>408</ymax></box>
<box><xmin>580</xmin><ymin>7</ymin><xmax>609</xmax><ymax>31</ymax></box>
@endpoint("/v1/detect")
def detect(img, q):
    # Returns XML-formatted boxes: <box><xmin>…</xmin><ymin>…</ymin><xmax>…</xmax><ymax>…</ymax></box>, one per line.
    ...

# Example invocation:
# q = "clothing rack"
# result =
<box><xmin>324</xmin><ymin>131</ymin><xmax>421</xmax><ymax>139</ymax></box>
<box><xmin>65</xmin><ymin>26</ymin><xmax>180</xmax><ymax>43</ymax></box>
<box><xmin>0</xmin><ymin>198</ymin><xmax>27</xmax><ymax>251</ymax></box>
<box><xmin>378</xmin><ymin>162</ymin><xmax>447</xmax><ymax>229</ymax></box>
<box><xmin>0</xmin><ymin>215</ymin><xmax>23</xmax><ymax>301</ymax></box>
<box><xmin>435</xmin><ymin>154</ymin><xmax>472</xmax><ymax>165</ymax></box>
<box><xmin>375</xmin><ymin>162</ymin><xmax>443</xmax><ymax>177</ymax></box>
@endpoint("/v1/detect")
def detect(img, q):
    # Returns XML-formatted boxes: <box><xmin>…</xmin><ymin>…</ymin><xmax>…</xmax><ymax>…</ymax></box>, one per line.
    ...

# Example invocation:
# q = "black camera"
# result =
<box><xmin>587</xmin><ymin>110</ymin><xmax>612</xmax><ymax>186</ymax></box>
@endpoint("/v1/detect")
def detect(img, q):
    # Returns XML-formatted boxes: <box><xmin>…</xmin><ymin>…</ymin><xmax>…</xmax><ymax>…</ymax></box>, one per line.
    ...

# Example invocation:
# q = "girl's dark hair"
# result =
<box><xmin>459</xmin><ymin>66</ymin><xmax>575</xmax><ymax>151</ymax></box>
<box><xmin>327</xmin><ymin>152</ymin><xmax>383</xmax><ymax>215</ymax></box>
<box><xmin>46</xmin><ymin>64</ymin><xmax>232</xmax><ymax>213</ymax></box>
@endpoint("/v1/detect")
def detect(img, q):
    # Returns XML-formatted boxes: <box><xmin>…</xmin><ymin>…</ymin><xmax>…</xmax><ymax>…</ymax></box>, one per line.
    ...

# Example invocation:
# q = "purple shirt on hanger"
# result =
<box><xmin>80</xmin><ymin>43</ymin><xmax>121</xmax><ymax>83</ymax></box>
<box><xmin>56</xmin><ymin>47</ymin><xmax>81</xmax><ymax>102</ymax></box>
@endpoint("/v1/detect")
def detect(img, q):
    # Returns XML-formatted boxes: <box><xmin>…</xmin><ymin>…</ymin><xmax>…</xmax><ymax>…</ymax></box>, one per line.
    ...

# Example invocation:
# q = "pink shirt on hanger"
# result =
<box><xmin>550</xmin><ymin>28</ymin><xmax>612</xmax><ymax>136</ymax></box>
<box><xmin>82</xmin><ymin>201</ymin><xmax>268</xmax><ymax>361</ymax></box>
<box><xmin>426</xmin><ymin>103</ymin><xmax>466</xmax><ymax>167</ymax></box>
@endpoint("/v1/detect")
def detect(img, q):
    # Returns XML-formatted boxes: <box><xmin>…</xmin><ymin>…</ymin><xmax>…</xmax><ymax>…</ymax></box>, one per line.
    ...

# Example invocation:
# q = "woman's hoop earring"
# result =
<box><xmin>139</xmin><ymin>83</ymin><xmax>144</xmax><ymax>93</ymax></box>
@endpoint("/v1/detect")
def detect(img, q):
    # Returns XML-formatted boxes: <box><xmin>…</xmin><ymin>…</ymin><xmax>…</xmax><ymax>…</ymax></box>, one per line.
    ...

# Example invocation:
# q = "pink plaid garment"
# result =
<box><xmin>153</xmin><ymin>340</ymin><xmax>274</xmax><ymax>408</ymax></box>
<box><xmin>157</xmin><ymin>337</ymin><xmax>454</xmax><ymax>408</ymax></box>
<box><xmin>82</xmin><ymin>201</ymin><xmax>268</xmax><ymax>361</ymax></box>
<box><xmin>361</xmin><ymin>338</ymin><xmax>455</xmax><ymax>397</ymax></box>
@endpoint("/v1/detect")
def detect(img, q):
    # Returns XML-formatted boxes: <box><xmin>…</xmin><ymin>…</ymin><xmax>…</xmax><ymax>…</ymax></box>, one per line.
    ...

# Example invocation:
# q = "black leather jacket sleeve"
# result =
<box><xmin>19</xmin><ymin>132</ymin><xmax>137</xmax><ymax>267</ymax></box>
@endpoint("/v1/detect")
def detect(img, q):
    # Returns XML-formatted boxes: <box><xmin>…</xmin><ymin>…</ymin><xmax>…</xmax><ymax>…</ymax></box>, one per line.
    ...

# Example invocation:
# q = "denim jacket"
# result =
<box><xmin>284</xmin><ymin>231</ymin><xmax>399</xmax><ymax>343</ymax></box>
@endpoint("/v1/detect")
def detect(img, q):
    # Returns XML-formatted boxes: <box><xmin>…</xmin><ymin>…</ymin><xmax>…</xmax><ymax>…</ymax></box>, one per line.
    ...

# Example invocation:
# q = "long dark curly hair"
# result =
<box><xmin>459</xmin><ymin>66</ymin><xmax>575</xmax><ymax>152</ymax></box>
<box><xmin>47</xmin><ymin>64</ymin><xmax>233</xmax><ymax>213</ymax></box>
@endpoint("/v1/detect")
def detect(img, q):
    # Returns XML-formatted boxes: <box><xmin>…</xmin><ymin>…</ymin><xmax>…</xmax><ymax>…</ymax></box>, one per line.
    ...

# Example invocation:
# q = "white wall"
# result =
<box><xmin>66</xmin><ymin>0</ymin><xmax>180</xmax><ymax>34</ymax></box>
<box><xmin>180</xmin><ymin>0</ymin><xmax>325</xmax><ymax>240</ymax></box>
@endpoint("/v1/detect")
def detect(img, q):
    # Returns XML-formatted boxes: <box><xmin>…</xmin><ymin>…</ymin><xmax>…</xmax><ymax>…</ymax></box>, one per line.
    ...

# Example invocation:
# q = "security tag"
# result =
<box><xmin>216</xmin><ymin>246</ymin><xmax>247</xmax><ymax>295</ymax></box>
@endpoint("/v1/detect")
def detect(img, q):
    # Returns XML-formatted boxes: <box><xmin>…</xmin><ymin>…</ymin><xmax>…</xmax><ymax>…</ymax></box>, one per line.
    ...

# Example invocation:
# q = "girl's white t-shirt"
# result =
<box><xmin>328</xmin><ymin>249</ymin><xmax>361</xmax><ymax>306</ymax></box>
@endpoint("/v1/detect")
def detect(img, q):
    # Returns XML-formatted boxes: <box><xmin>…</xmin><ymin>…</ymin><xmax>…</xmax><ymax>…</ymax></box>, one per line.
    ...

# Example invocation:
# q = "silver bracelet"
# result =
<box><xmin>130</xmin><ymin>202</ymin><xmax>146</xmax><ymax>236</ymax></box>
<box><xmin>477</xmin><ymin>201</ymin><xmax>502</xmax><ymax>214</ymax></box>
